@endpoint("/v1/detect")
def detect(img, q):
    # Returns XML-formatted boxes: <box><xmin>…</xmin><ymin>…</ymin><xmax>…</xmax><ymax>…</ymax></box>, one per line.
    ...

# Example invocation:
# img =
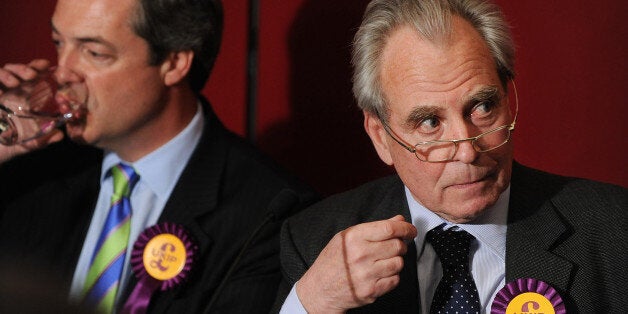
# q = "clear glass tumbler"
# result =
<box><xmin>0</xmin><ymin>68</ymin><xmax>87</xmax><ymax>145</ymax></box>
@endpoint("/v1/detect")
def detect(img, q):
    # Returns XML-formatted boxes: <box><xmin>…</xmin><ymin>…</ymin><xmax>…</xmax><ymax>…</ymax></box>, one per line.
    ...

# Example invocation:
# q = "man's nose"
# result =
<box><xmin>454</xmin><ymin>139</ymin><xmax>480</xmax><ymax>164</ymax></box>
<box><xmin>450</xmin><ymin>125</ymin><xmax>480</xmax><ymax>164</ymax></box>
<box><xmin>53</xmin><ymin>66</ymin><xmax>82</xmax><ymax>86</ymax></box>
<box><xmin>55</xmin><ymin>46</ymin><xmax>84</xmax><ymax>85</ymax></box>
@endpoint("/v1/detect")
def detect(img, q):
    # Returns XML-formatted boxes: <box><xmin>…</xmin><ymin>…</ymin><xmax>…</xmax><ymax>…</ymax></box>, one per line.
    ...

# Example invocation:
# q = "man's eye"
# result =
<box><xmin>471</xmin><ymin>101</ymin><xmax>495</xmax><ymax>117</ymax></box>
<box><xmin>52</xmin><ymin>39</ymin><xmax>62</xmax><ymax>49</ymax></box>
<box><xmin>84</xmin><ymin>48</ymin><xmax>113</xmax><ymax>62</ymax></box>
<box><xmin>419</xmin><ymin>116</ymin><xmax>440</xmax><ymax>131</ymax></box>
<box><xmin>89</xmin><ymin>50</ymin><xmax>106</xmax><ymax>58</ymax></box>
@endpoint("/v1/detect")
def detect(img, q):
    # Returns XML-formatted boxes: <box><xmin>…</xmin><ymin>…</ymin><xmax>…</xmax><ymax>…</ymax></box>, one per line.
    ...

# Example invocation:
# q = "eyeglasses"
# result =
<box><xmin>378</xmin><ymin>81</ymin><xmax>518</xmax><ymax>163</ymax></box>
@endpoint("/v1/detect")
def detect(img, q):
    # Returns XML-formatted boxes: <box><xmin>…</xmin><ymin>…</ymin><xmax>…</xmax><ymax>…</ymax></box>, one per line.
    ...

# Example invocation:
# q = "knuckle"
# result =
<box><xmin>343</xmin><ymin>228</ymin><xmax>356</xmax><ymax>243</ymax></box>
<box><xmin>376</xmin><ymin>275</ymin><xmax>400</xmax><ymax>298</ymax></box>
<box><xmin>348</xmin><ymin>245</ymin><xmax>368</xmax><ymax>263</ymax></box>
<box><xmin>340</xmin><ymin>231</ymin><xmax>356</xmax><ymax>250</ymax></box>
<box><xmin>381</xmin><ymin>221</ymin><xmax>395</xmax><ymax>237</ymax></box>
<box><xmin>336</xmin><ymin>230</ymin><xmax>366</xmax><ymax>262</ymax></box>
<box><xmin>356</xmin><ymin>284</ymin><xmax>378</xmax><ymax>303</ymax></box>
<box><xmin>386</xmin><ymin>275</ymin><xmax>401</xmax><ymax>290</ymax></box>
<box><xmin>388</xmin><ymin>256</ymin><xmax>404</xmax><ymax>273</ymax></box>
<box><xmin>393</xmin><ymin>239</ymin><xmax>407</xmax><ymax>254</ymax></box>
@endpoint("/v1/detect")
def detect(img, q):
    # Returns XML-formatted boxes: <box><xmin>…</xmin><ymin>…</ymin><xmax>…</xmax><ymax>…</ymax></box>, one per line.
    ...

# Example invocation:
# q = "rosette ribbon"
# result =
<box><xmin>491</xmin><ymin>278</ymin><xmax>566</xmax><ymax>314</ymax></box>
<box><xmin>120</xmin><ymin>222</ymin><xmax>198</xmax><ymax>314</ymax></box>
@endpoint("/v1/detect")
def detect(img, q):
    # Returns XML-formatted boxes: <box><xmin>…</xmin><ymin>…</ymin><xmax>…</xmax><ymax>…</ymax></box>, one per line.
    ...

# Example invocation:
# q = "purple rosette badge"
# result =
<box><xmin>120</xmin><ymin>222</ymin><xmax>198</xmax><ymax>314</ymax></box>
<box><xmin>491</xmin><ymin>278</ymin><xmax>566</xmax><ymax>314</ymax></box>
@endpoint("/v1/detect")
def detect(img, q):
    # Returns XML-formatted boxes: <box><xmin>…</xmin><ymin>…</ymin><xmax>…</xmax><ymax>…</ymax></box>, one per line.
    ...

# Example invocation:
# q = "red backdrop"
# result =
<box><xmin>1</xmin><ymin>1</ymin><xmax>626</xmax><ymax>195</ymax></box>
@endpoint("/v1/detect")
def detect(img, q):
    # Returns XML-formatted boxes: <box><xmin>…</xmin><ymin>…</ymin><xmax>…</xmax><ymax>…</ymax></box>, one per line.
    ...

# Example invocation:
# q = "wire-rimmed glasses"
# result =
<box><xmin>379</xmin><ymin>81</ymin><xmax>518</xmax><ymax>163</ymax></box>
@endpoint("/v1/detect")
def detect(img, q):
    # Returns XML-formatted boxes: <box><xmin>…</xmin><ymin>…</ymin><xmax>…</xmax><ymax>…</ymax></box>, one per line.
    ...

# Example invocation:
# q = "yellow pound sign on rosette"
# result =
<box><xmin>143</xmin><ymin>233</ymin><xmax>188</xmax><ymax>281</ymax></box>
<box><xmin>505</xmin><ymin>292</ymin><xmax>556</xmax><ymax>314</ymax></box>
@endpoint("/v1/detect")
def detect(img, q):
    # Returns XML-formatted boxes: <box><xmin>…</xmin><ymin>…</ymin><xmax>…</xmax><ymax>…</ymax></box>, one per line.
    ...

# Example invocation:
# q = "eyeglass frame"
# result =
<box><xmin>376</xmin><ymin>80</ymin><xmax>519</xmax><ymax>163</ymax></box>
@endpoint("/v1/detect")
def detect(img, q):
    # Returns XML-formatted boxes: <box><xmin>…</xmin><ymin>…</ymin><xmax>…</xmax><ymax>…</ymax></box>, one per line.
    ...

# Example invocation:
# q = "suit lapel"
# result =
<box><xmin>58</xmin><ymin>159</ymin><xmax>102</xmax><ymax>280</ymax></box>
<box><xmin>355</xmin><ymin>177</ymin><xmax>420</xmax><ymax>313</ymax></box>
<box><xmin>120</xmin><ymin>100</ymin><xmax>228</xmax><ymax>312</ymax></box>
<box><xmin>156</xmin><ymin>102</ymin><xmax>225</xmax><ymax>236</ymax></box>
<box><xmin>505</xmin><ymin>163</ymin><xmax>574</xmax><ymax>292</ymax></box>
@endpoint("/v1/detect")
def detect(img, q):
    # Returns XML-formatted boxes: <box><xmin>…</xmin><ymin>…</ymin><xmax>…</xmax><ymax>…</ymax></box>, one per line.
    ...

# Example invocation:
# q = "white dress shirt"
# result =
<box><xmin>69</xmin><ymin>103</ymin><xmax>204</xmax><ymax>306</ymax></box>
<box><xmin>281</xmin><ymin>185</ymin><xmax>510</xmax><ymax>314</ymax></box>
<box><xmin>409</xmin><ymin>186</ymin><xmax>509</xmax><ymax>313</ymax></box>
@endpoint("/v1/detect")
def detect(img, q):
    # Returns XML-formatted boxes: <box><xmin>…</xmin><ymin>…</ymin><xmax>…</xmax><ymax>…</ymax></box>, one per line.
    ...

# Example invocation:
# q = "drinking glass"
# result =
<box><xmin>0</xmin><ymin>68</ymin><xmax>87</xmax><ymax>145</ymax></box>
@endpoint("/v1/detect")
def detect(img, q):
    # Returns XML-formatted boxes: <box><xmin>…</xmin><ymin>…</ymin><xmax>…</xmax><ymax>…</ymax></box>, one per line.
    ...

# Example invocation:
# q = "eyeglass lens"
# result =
<box><xmin>414</xmin><ymin>127</ymin><xmax>511</xmax><ymax>161</ymax></box>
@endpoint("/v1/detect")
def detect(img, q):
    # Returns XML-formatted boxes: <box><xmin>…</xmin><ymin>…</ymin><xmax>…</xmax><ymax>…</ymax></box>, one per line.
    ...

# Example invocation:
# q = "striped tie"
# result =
<box><xmin>82</xmin><ymin>163</ymin><xmax>139</xmax><ymax>313</ymax></box>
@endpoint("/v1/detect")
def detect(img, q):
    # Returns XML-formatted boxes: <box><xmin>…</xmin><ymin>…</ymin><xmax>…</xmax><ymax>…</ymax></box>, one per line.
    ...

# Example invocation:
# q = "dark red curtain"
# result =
<box><xmin>2</xmin><ymin>0</ymin><xmax>626</xmax><ymax>195</ymax></box>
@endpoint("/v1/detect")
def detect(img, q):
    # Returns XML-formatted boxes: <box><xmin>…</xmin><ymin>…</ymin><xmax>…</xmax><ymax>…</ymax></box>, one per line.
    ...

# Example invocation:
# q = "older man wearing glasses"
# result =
<box><xmin>274</xmin><ymin>0</ymin><xmax>628</xmax><ymax>313</ymax></box>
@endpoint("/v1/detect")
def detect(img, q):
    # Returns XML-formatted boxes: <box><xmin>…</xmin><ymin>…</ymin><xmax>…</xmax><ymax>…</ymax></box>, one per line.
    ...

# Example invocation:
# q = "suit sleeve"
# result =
<box><xmin>271</xmin><ymin>219</ymin><xmax>311</xmax><ymax>313</ymax></box>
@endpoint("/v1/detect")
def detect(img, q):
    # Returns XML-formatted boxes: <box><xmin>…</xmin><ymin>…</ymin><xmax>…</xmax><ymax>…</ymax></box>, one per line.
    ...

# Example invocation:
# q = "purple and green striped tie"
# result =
<box><xmin>82</xmin><ymin>163</ymin><xmax>139</xmax><ymax>313</ymax></box>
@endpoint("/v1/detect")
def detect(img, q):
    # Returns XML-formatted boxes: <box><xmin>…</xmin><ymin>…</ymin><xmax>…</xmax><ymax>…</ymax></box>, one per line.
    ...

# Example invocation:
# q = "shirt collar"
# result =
<box><xmin>407</xmin><ymin>185</ymin><xmax>510</xmax><ymax>261</ymax></box>
<box><xmin>101</xmin><ymin>102</ymin><xmax>204</xmax><ymax>201</ymax></box>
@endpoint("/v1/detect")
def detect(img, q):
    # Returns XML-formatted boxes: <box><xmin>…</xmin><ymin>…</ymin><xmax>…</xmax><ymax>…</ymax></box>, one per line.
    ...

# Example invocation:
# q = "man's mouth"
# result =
<box><xmin>447</xmin><ymin>170</ymin><xmax>495</xmax><ymax>189</ymax></box>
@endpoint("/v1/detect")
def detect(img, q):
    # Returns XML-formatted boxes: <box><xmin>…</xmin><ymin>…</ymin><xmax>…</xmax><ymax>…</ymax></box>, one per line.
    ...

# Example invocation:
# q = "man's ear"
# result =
<box><xmin>160</xmin><ymin>50</ymin><xmax>194</xmax><ymax>86</ymax></box>
<box><xmin>364</xmin><ymin>111</ymin><xmax>394</xmax><ymax>165</ymax></box>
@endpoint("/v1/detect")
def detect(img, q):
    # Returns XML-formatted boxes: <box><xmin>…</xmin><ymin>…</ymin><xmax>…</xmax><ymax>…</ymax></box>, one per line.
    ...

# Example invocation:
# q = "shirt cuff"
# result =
<box><xmin>279</xmin><ymin>282</ymin><xmax>307</xmax><ymax>314</ymax></box>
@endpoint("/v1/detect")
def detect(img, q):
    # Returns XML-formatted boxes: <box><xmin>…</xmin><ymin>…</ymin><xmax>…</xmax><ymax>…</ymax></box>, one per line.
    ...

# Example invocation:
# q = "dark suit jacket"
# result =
<box><xmin>275</xmin><ymin>163</ymin><xmax>628</xmax><ymax>313</ymax></box>
<box><xmin>0</xmin><ymin>100</ymin><xmax>317</xmax><ymax>313</ymax></box>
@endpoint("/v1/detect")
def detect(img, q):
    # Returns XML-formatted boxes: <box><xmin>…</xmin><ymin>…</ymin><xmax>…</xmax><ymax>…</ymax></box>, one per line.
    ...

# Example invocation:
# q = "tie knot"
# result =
<box><xmin>426</xmin><ymin>224</ymin><xmax>475</xmax><ymax>269</ymax></box>
<box><xmin>110</xmin><ymin>163</ymin><xmax>139</xmax><ymax>199</ymax></box>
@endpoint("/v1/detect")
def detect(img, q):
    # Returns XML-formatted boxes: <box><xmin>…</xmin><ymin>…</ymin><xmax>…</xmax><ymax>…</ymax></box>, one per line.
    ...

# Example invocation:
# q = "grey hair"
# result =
<box><xmin>351</xmin><ymin>0</ymin><xmax>515</xmax><ymax>118</ymax></box>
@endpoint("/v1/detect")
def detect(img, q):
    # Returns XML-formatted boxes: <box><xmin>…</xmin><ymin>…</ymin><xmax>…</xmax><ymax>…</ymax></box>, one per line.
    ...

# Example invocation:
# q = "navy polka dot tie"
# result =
<box><xmin>426</xmin><ymin>224</ymin><xmax>481</xmax><ymax>314</ymax></box>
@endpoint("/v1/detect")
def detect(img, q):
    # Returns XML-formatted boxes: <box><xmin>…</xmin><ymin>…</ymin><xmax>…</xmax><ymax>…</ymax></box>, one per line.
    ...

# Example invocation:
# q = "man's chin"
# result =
<box><xmin>438</xmin><ymin>193</ymin><xmax>501</xmax><ymax>223</ymax></box>
<box><xmin>64</xmin><ymin>125</ymin><xmax>87</xmax><ymax>144</ymax></box>
<box><xmin>437</xmin><ymin>207</ymin><xmax>486</xmax><ymax>224</ymax></box>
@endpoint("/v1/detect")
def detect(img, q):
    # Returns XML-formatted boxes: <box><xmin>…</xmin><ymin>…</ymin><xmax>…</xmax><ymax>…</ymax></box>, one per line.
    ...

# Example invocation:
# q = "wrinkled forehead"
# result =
<box><xmin>52</xmin><ymin>0</ymin><xmax>137</xmax><ymax>33</ymax></box>
<box><xmin>379</xmin><ymin>18</ymin><xmax>502</xmax><ymax>111</ymax></box>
